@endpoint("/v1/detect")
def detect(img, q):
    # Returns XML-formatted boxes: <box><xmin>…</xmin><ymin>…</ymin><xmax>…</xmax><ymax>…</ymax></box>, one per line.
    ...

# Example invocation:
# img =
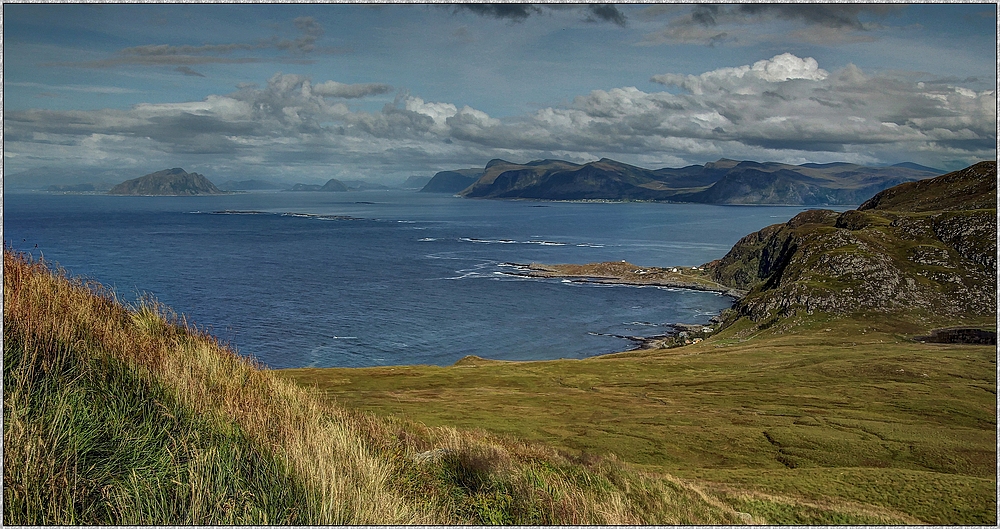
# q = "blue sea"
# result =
<box><xmin>3</xmin><ymin>190</ymin><xmax>838</xmax><ymax>368</ymax></box>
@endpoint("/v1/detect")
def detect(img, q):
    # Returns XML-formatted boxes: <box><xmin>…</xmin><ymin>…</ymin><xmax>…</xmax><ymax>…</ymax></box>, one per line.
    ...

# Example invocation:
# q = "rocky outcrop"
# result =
<box><xmin>109</xmin><ymin>168</ymin><xmax>224</xmax><ymax>196</ymax></box>
<box><xmin>704</xmin><ymin>161</ymin><xmax>996</xmax><ymax>322</ymax></box>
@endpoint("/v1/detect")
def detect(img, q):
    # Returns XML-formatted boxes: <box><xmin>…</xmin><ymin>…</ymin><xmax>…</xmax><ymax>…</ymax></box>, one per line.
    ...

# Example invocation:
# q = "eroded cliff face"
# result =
<box><xmin>704</xmin><ymin>162</ymin><xmax>997</xmax><ymax>323</ymax></box>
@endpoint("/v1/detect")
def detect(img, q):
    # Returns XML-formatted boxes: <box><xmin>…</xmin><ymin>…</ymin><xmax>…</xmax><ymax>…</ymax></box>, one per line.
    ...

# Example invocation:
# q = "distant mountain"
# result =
<box><xmin>461</xmin><ymin>158</ymin><xmax>696</xmax><ymax>200</ymax></box>
<box><xmin>341</xmin><ymin>180</ymin><xmax>391</xmax><ymax>191</ymax></box>
<box><xmin>321</xmin><ymin>178</ymin><xmax>349</xmax><ymax>192</ymax></box>
<box><xmin>108</xmin><ymin>168</ymin><xmax>224</xmax><ymax>196</ymax></box>
<box><xmin>288</xmin><ymin>178</ymin><xmax>349</xmax><ymax>192</ymax></box>
<box><xmin>400</xmin><ymin>175</ymin><xmax>433</xmax><ymax>189</ymax></box>
<box><xmin>419</xmin><ymin>168</ymin><xmax>485</xmax><ymax>193</ymax></box>
<box><xmin>218</xmin><ymin>179</ymin><xmax>285</xmax><ymax>191</ymax></box>
<box><xmin>671</xmin><ymin>161</ymin><xmax>938</xmax><ymax>205</ymax></box>
<box><xmin>890</xmin><ymin>162</ymin><xmax>943</xmax><ymax>173</ymax></box>
<box><xmin>447</xmin><ymin>158</ymin><xmax>942</xmax><ymax>205</ymax></box>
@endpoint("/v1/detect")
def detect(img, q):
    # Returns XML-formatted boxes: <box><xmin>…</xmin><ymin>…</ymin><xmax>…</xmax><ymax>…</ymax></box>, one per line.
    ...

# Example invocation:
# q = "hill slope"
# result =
<box><xmin>705</xmin><ymin>161</ymin><xmax>996</xmax><ymax>324</ymax></box>
<box><xmin>419</xmin><ymin>168</ymin><xmax>484</xmax><ymax>193</ymax></box>
<box><xmin>108</xmin><ymin>168</ymin><xmax>224</xmax><ymax>196</ymax></box>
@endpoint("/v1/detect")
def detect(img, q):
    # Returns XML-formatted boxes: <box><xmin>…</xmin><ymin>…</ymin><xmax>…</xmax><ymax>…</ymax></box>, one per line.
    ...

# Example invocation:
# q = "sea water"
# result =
<box><xmin>4</xmin><ymin>190</ymin><xmax>837</xmax><ymax>368</ymax></box>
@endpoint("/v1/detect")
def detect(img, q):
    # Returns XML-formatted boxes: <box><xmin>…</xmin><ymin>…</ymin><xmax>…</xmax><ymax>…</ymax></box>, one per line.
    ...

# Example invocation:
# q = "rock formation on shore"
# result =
<box><xmin>704</xmin><ymin>161</ymin><xmax>996</xmax><ymax>322</ymax></box>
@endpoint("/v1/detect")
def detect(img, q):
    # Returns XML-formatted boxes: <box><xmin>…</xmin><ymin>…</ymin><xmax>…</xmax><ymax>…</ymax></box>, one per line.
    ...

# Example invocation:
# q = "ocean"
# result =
<box><xmin>3</xmin><ymin>190</ymin><xmax>840</xmax><ymax>368</ymax></box>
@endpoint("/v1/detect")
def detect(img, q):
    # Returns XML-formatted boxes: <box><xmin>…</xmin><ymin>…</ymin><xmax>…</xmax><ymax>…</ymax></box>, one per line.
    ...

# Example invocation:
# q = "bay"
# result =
<box><xmin>3</xmin><ymin>190</ymin><xmax>843</xmax><ymax>368</ymax></box>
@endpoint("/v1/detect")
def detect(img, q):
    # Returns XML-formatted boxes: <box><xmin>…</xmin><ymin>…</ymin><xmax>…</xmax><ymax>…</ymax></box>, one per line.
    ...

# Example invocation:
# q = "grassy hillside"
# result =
<box><xmin>280</xmin><ymin>316</ymin><xmax>996</xmax><ymax>524</ymax></box>
<box><xmin>7</xmin><ymin>249</ymin><xmax>826</xmax><ymax>525</ymax></box>
<box><xmin>705</xmin><ymin>161</ymin><xmax>996</xmax><ymax>324</ymax></box>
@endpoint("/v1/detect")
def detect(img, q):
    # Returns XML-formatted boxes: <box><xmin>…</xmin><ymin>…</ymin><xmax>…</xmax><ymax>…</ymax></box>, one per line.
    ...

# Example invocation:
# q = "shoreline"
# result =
<box><xmin>506</xmin><ymin>261</ymin><xmax>747</xmax><ymax>300</ymax></box>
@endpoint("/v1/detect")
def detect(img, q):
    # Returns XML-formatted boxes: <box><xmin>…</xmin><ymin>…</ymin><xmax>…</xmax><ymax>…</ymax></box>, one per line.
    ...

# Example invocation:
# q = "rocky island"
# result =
<box><xmin>108</xmin><ymin>168</ymin><xmax>225</xmax><ymax>196</ymax></box>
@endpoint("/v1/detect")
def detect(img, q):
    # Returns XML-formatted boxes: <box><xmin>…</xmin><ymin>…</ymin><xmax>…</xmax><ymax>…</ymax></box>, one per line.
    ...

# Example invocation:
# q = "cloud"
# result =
<box><xmin>736</xmin><ymin>4</ymin><xmax>901</xmax><ymax>30</ymax></box>
<box><xmin>7</xmin><ymin>81</ymin><xmax>143</xmax><ymax>94</ymax></box>
<box><xmin>175</xmin><ymin>66</ymin><xmax>206</xmax><ymax>77</ymax></box>
<box><xmin>453</xmin><ymin>4</ymin><xmax>540</xmax><ymax>22</ymax></box>
<box><xmin>453</xmin><ymin>4</ymin><xmax>627</xmax><ymax>26</ymax></box>
<box><xmin>5</xmin><ymin>55</ymin><xmax>994</xmax><ymax>180</ymax></box>
<box><xmin>47</xmin><ymin>16</ymin><xmax>341</xmax><ymax>69</ymax></box>
<box><xmin>585</xmin><ymin>5</ymin><xmax>628</xmax><ymax>27</ymax></box>
<box><xmin>651</xmin><ymin>53</ymin><xmax>829</xmax><ymax>93</ymax></box>
<box><xmin>311</xmin><ymin>80</ymin><xmax>392</xmax><ymax>98</ymax></box>
<box><xmin>641</xmin><ymin>4</ymin><xmax>903</xmax><ymax>46</ymax></box>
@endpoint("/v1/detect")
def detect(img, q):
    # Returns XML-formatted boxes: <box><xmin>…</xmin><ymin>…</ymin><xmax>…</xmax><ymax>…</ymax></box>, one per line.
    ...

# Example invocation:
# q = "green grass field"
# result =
<box><xmin>278</xmin><ymin>315</ymin><xmax>997</xmax><ymax>524</ymax></box>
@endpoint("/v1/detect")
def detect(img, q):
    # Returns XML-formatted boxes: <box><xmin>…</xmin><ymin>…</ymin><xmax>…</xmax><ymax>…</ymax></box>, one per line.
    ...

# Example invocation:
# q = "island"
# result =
<box><xmin>108</xmin><ymin>168</ymin><xmax>225</xmax><ymax>196</ymax></box>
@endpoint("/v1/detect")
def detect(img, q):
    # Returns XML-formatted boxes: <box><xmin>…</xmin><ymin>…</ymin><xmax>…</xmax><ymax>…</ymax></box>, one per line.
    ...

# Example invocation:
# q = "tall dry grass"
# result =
<box><xmin>4</xmin><ymin>249</ymin><xmax>750</xmax><ymax>524</ymax></box>
<box><xmin>4</xmin><ymin>250</ymin><xmax>422</xmax><ymax>523</ymax></box>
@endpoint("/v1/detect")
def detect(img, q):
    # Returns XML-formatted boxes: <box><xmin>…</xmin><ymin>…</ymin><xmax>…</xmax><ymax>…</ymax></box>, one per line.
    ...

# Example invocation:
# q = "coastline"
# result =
<box><xmin>508</xmin><ymin>260</ymin><xmax>748</xmax><ymax>300</ymax></box>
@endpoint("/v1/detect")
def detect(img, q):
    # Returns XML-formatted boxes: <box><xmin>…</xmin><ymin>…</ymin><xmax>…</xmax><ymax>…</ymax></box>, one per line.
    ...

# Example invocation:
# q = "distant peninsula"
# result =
<box><xmin>108</xmin><ymin>168</ymin><xmax>225</xmax><ymax>196</ymax></box>
<box><xmin>422</xmin><ymin>157</ymin><xmax>943</xmax><ymax>205</ymax></box>
<box><xmin>288</xmin><ymin>178</ymin><xmax>349</xmax><ymax>192</ymax></box>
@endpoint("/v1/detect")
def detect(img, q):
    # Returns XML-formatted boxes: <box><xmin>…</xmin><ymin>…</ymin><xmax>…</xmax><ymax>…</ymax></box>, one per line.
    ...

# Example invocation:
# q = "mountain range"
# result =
<box><xmin>421</xmin><ymin>158</ymin><xmax>943</xmax><ymax>205</ymax></box>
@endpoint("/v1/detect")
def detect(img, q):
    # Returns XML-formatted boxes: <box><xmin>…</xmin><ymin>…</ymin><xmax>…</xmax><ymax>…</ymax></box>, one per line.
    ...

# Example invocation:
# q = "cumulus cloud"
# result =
<box><xmin>651</xmin><ymin>53</ymin><xmax>829</xmax><ymax>93</ymax></box>
<box><xmin>5</xmin><ymin>55</ymin><xmax>994</xmax><ymax>180</ymax></box>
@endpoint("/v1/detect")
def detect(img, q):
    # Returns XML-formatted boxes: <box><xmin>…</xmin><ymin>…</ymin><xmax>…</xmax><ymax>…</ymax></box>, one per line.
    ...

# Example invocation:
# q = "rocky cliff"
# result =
<box><xmin>704</xmin><ymin>161</ymin><xmax>996</xmax><ymax>323</ymax></box>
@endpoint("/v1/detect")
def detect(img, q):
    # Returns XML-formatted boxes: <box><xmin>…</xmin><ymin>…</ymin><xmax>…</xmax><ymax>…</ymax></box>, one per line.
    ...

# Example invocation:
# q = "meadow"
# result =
<box><xmin>279</xmin><ymin>312</ymin><xmax>997</xmax><ymax>524</ymax></box>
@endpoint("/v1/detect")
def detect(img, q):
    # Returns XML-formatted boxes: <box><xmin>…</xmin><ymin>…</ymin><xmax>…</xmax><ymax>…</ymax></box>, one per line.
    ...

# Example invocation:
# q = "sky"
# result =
<box><xmin>3</xmin><ymin>3</ymin><xmax>997</xmax><ymax>185</ymax></box>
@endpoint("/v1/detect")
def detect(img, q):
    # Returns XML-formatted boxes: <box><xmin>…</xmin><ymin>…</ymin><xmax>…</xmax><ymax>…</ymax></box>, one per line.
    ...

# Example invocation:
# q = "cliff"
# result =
<box><xmin>704</xmin><ymin>161</ymin><xmax>997</xmax><ymax>323</ymax></box>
